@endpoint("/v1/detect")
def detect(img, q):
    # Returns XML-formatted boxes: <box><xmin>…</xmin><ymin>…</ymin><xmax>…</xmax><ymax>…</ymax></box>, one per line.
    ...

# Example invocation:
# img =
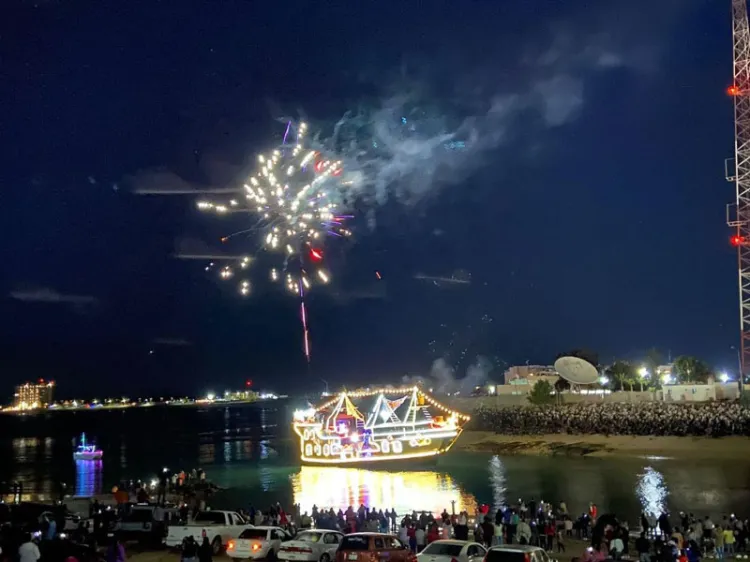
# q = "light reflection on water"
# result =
<box><xmin>291</xmin><ymin>466</ymin><xmax>478</xmax><ymax>516</ymax></box>
<box><xmin>636</xmin><ymin>467</ymin><xmax>668</xmax><ymax>516</ymax></box>
<box><xmin>489</xmin><ymin>456</ymin><xmax>507</xmax><ymax>512</ymax></box>
<box><xmin>75</xmin><ymin>460</ymin><xmax>103</xmax><ymax>497</ymax></box>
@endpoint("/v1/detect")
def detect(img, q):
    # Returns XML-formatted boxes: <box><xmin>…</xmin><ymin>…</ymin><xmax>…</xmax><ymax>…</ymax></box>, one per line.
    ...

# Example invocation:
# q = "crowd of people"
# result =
<box><xmin>6</xmin><ymin>488</ymin><xmax>750</xmax><ymax>562</ymax></box>
<box><xmin>473</xmin><ymin>402</ymin><xmax>750</xmax><ymax>436</ymax></box>
<box><xmin>9</xmin><ymin>459</ymin><xmax>750</xmax><ymax>562</ymax></box>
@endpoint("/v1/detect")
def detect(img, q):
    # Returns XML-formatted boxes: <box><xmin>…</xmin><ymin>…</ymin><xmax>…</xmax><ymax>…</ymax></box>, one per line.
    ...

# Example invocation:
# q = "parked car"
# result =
<box><xmin>114</xmin><ymin>504</ymin><xmax>179</xmax><ymax>544</ymax></box>
<box><xmin>226</xmin><ymin>526</ymin><xmax>293</xmax><ymax>560</ymax></box>
<box><xmin>334</xmin><ymin>533</ymin><xmax>415</xmax><ymax>562</ymax></box>
<box><xmin>417</xmin><ymin>540</ymin><xmax>487</xmax><ymax>562</ymax></box>
<box><xmin>165</xmin><ymin>510</ymin><xmax>250</xmax><ymax>554</ymax></box>
<box><xmin>278</xmin><ymin>529</ymin><xmax>344</xmax><ymax>562</ymax></box>
<box><xmin>483</xmin><ymin>545</ymin><xmax>555</xmax><ymax>562</ymax></box>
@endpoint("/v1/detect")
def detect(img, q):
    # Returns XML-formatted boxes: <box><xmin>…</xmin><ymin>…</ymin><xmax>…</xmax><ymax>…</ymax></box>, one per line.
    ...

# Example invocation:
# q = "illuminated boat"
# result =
<box><xmin>73</xmin><ymin>433</ymin><xmax>103</xmax><ymax>461</ymax></box>
<box><xmin>292</xmin><ymin>386</ymin><xmax>470</xmax><ymax>465</ymax></box>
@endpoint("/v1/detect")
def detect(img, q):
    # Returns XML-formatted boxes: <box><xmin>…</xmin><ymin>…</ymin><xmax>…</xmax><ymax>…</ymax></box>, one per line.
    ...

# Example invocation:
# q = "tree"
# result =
<box><xmin>672</xmin><ymin>355</ymin><xmax>712</xmax><ymax>384</ymax></box>
<box><xmin>528</xmin><ymin>380</ymin><xmax>555</xmax><ymax>405</ymax></box>
<box><xmin>554</xmin><ymin>377</ymin><xmax>570</xmax><ymax>393</ymax></box>
<box><xmin>554</xmin><ymin>377</ymin><xmax>570</xmax><ymax>405</ymax></box>
<box><xmin>605</xmin><ymin>361</ymin><xmax>637</xmax><ymax>391</ymax></box>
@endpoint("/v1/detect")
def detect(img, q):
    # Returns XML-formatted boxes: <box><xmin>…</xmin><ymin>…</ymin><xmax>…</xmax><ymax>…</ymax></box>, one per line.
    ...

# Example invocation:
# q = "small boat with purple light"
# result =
<box><xmin>73</xmin><ymin>433</ymin><xmax>103</xmax><ymax>461</ymax></box>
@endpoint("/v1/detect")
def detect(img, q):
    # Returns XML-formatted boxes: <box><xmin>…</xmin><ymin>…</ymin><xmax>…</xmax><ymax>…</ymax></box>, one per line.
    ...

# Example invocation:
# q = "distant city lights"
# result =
<box><xmin>2</xmin><ymin>384</ymin><xmax>285</xmax><ymax>414</ymax></box>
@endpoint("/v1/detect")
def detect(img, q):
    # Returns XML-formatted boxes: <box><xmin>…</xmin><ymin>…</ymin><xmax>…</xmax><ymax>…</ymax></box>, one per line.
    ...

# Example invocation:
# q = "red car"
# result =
<box><xmin>335</xmin><ymin>533</ymin><xmax>416</xmax><ymax>562</ymax></box>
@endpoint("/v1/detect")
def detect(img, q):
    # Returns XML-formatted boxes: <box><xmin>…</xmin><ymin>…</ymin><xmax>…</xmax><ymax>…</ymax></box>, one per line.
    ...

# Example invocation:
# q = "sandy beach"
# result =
<box><xmin>457</xmin><ymin>430</ymin><xmax>750</xmax><ymax>459</ymax></box>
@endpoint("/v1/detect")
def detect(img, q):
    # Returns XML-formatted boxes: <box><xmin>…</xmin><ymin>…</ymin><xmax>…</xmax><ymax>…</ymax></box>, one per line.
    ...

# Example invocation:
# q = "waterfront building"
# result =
<box><xmin>13</xmin><ymin>380</ymin><xmax>55</xmax><ymax>409</ymax></box>
<box><xmin>503</xmin><ymin>364</ymin><xmax>558</xmax><ymax>386</ymax></box>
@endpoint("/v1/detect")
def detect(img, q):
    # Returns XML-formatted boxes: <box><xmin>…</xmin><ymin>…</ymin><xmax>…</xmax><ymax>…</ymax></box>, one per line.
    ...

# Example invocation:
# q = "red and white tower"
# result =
<box><xmin>727</xmin><ymin>0</ymin><xmax>750</xmax><ymax>382</ymax></box>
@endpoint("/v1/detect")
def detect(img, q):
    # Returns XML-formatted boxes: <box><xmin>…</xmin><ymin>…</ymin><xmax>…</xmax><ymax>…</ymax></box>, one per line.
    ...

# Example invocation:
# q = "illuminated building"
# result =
<box><xmin>292</xmin><ymin>386</ymin><xmax>470</xmax><ymax>465</ymax></box>
<box><xmin>14</xmin><ymin>380</ymin><xmax>55</xmax><ymax>410</ymax></box>
<box><xmin>503</xmin><ymin>365</ymin><xmax>558</xmax><ymax>386</ymax></box>
<box><xmin>656</xmin><ymin>364</ymin><xmax>674</xmax><ymax>380</ymax></box>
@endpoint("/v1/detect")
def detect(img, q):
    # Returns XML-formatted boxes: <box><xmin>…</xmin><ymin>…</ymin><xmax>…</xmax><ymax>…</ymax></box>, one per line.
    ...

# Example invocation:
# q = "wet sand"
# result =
<box><xmin>458</xmin><ymin>431</ymin><xmax>750</xmax><ymax>459</ymax></box>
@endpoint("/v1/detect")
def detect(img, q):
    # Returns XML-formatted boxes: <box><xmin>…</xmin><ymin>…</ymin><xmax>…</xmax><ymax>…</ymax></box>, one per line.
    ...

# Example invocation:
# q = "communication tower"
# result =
<box><xmin>727</xmin><ymin>0</ymin><xmax>750</xmax><ymax>382</ymax></box>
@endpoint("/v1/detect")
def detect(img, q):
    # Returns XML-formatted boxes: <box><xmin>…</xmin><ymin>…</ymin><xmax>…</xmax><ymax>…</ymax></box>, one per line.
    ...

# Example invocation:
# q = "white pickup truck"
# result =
<box><xmin>165</xmin><ymin>510</ymin><xmax>252</xmax><ymax>554</ymax></box>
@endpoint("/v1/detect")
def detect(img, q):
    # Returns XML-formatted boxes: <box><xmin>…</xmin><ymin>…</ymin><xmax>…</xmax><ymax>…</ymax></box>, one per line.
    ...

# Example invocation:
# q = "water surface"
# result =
<box><xmin>2</xmin><ymin>404</ymin><xmax>749</xmax><ymax>523</ymax></box>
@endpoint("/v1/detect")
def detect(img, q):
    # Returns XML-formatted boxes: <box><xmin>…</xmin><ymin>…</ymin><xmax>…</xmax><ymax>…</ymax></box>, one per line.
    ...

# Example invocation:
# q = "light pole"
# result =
<box><xmin>731</xmin><ymin>345</ymin><xmax>743</xmax><ymax>395</ymax></box>
<box><xmin>638</xmin><ymin>367</ymin><xmax>649</xmax><ymax>392</ymax></box>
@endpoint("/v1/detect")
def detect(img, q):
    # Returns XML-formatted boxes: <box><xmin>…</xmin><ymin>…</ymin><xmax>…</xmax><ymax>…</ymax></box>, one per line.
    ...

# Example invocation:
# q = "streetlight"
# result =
<box><xmin>638</xmin><ymin>367</ymin><xmax>649</xmax><ymax>392</ymax></box>
<box><xmin>721</xmin><ymin>372</ymin><xmax>731</xmax><ymax>384</ymax></box>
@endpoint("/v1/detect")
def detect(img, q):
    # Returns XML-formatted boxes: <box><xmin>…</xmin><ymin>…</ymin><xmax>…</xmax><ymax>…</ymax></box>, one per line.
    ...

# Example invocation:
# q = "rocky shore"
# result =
<box><xmin>456</xmin><ymin>430</ymin><xmax>750</xmax><ymax>459</ymax></box>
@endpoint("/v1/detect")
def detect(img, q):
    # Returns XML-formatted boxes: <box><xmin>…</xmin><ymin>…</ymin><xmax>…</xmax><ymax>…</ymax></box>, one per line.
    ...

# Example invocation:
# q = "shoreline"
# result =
<box><xmin>456</xmin><ymin>430</ymin><xmax>750</xmax><ymax>459</ymax></box>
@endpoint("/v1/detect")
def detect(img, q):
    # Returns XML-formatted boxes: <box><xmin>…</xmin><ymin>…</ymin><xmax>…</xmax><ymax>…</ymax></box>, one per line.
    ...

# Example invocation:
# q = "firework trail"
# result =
<box><xmin>195</xmin><ymin>121</ymin><xmax>351</xmax><ymax>361</ymax></box>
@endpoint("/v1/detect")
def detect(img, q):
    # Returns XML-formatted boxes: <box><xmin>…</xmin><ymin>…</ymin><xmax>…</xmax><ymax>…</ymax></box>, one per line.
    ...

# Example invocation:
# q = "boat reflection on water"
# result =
<box><xmin>75</xmin><ymin>459</ymin><xmax>103</xmax><ymax>497</ymax></box>
<box><xmin>292</xmin><ymin>466</ymin><xmax>477</xmax><ymax>515</ymax></box>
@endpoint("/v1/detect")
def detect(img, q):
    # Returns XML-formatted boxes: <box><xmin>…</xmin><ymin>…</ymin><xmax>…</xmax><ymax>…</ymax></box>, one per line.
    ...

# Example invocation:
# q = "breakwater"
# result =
<box><xmin>469</xmin><ymin>401</ymin><xmax>750</xmax><ymax>437</ymax></box>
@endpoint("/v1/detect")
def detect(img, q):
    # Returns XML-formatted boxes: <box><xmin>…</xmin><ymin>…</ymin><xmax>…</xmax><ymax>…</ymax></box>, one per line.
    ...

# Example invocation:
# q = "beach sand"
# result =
<box><xmin>457</xmin><ymin>431</ymin><xmax>750</xmax><ymax>459</ymax></box>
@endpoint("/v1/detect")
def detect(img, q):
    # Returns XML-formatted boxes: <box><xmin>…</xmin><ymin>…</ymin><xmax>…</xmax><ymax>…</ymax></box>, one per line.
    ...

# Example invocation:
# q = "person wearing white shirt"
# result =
<box><xmin>415</xmin><ymin>528</ymin><xmax>426</xmax><ymax>551</ymax></box>
<box><xmin>399</xmin><ymin>525</ymin><xmax>408</xmax><ymax>543</ymax></box>
<box><xmin>609</xmin><ymin>537</ymin><xmax>624</xmax><ymax>561</ymax></box>
<box><xmin>19</xmin><ymin>535</ymin><xmax>41</xmax><ymax>562</ymax></box>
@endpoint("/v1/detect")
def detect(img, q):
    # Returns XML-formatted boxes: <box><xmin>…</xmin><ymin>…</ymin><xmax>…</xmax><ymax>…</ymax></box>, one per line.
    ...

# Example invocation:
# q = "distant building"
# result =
<box><xmin>14</xmin><ymin>380</ymin><xmax>55</xmax><ymax>409</ymax></box>
<box><xmin>656</xmin><ymin>364</ymin><xmax>673</xmax><ymax>382</ymax></box>
<box><xmin>503</xmin><ymin>365</ymin><xmax>559</xmax><ymax>386</ymax></box>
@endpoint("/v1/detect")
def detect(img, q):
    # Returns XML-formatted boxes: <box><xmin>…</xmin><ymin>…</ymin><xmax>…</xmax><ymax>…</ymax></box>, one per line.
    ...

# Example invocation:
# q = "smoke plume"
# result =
<box><xmin>403</xmin><ymin>356</ymin><xmax>493</xmax><ymax>395</ymax></box>
<box><xmin>323</xmin><ymin>27</ymin><xmax>654</xmax><ymax>207</ymax></box>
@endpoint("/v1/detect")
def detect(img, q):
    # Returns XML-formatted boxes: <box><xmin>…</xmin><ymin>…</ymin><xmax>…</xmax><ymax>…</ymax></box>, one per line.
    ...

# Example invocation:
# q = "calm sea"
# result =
<box><xmin>2</xmin><ymin>403</ymin><xmax>750</xmax><ymax>523</ymax></box>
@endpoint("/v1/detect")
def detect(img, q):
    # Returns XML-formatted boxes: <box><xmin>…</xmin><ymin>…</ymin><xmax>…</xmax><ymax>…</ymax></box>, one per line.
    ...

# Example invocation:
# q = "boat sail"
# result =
<box><xmin>292</xmin><ymin>386</ymin><xmax>470</xmax><ymax>465</ymax></box>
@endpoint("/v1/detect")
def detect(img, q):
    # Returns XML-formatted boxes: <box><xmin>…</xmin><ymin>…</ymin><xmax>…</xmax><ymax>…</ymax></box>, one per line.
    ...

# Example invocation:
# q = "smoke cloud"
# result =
<box><xmin>324</xmin><ymin>28</ymin><xmax>652</xmax><ymax>207</ymax></box>
<box><xmin>403</xmin><ymin>356</ymin><xmax>493</xmax><ymax>395</ymax></box>
<box><xmin>128</xmin><ymin>11</ymin><xmax>668</xmax><ymax>228</ymax></box>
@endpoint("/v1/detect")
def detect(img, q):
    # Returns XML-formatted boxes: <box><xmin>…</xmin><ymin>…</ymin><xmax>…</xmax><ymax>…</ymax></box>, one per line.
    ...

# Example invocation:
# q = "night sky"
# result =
<box><xmin>0</xmin><ymin>0</ymin><xmax>739</xmax><ymax>397</ymax></box>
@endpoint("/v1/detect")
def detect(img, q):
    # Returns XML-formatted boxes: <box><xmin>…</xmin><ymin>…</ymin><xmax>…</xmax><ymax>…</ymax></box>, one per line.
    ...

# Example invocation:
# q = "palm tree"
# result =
<box><xmin>605</xmin><ymin>361</ymin><xmax>635</xmax><ymax>391</ymax></box>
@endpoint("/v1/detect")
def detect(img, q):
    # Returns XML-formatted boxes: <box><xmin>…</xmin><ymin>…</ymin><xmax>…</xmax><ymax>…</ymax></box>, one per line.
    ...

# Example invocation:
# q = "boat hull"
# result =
<box><xmin>295</xmin><ymin>429</ymin><xmax>463</xmax><ymax>466</ymax></box>
<box><xmin>73</xmin><ymin>452</ymin><xmax>103</xmax><ymax>461</ymax></box>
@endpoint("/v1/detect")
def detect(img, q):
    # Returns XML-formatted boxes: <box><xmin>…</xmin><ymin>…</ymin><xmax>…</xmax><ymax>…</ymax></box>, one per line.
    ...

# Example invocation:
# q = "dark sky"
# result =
<box><xmin>0</xmin><ymin>0</ymin><xmax>739</xmax><ymax>397</ymax></box>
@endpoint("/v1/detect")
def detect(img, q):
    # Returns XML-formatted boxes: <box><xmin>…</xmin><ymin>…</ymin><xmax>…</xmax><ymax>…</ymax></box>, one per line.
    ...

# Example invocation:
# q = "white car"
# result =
<box><xmin>227</xmin><ymin>526</ymin><xmax>293</xmax><ymax>560</ymax></box>
<box><xmin>165</xmin><ymin>510</ymin><xmax>250</xmax><ymax>553</ymax></box>
<box><xmin>278</xmin><ymin>530</ymin><xmax>344</xmax><ymax>562</ymax></box>
<box><xmin>417</xmin><ymin>540</ymin><xmax>488</xmax><ymax>562</ymax></box>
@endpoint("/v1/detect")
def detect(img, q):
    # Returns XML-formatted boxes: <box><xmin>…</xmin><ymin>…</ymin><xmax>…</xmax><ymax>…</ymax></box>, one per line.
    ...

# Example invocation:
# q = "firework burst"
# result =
<box><xmin>196</xmin><ymin>121</ymin><xmax>352</xmax><ymax>360</ymax></box>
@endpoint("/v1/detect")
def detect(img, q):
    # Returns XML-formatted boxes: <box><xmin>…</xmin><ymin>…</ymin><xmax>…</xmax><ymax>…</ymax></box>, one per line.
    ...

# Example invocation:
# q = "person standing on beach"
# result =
<box><xmin>106</xmin><ymin>536</ymin><xmax>126</xmax><ymax>562</ymax></box>
<box><xmin>556</xmin><ymin>527</ymin><xmax>565</xmax><ymax>553</ymax></box>
<box><xmin>416</xmin><ymin>526</ymin><xmax>426</xmax><ymax>552</ymax></box>
<box><xmin>481</xmin><ymin>517</ymin><xmax>495</xmax><ymax>548</ymax></box>
<box><xmin>18</xmin><ymin>533</ymin><xmax>40</xmax><ymax>562</ymax></box>
<box><xmin>181</xmin><ymin>536</ymin><xmax>198</xmax><ymax>562</ymax></box>
<box><xmin>723</xmin><ymin>526</ymin><xmax>736</xmax><ymax>555</ymax></box>
<box><xmin>635</xmin><ymin>532</ymin><xmax>651</xmax><ymax>562</ymax></box>
<box><xmin>198</xmin><ymin>537</ymin><xmax>213</xmax><ymax>562</ymax></box>
<box><xmin>715</xmin><ymin>526</ymin><xmax>725</xmax><ymax>560</ymax></box>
